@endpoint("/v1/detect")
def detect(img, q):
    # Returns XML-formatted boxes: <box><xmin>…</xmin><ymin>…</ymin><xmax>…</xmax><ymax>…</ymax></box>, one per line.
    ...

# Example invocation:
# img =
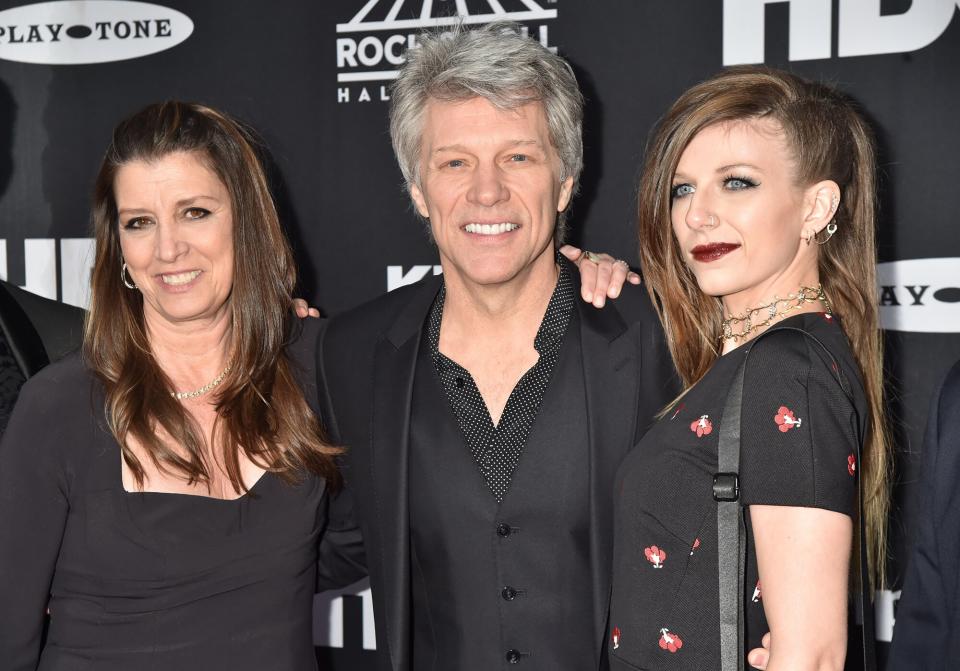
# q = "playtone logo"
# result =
<box><xmin>877</xmin><ymin>258</ymin><xmax>960</xmax><ymax>333</ymax></box>
<box><xmin>724</xmin><ymin>0</ymin><xmax>960</xmax><ymax>65</ymax></box>
<box><xmin>0</xmin><ymin>0</ymin><xmax>193</xmax><ymax>65</ymax></box>
<box><xmin>335</xmin><ymin>0</ymin><xmax>557</xmax><ymax>104</ymax></box>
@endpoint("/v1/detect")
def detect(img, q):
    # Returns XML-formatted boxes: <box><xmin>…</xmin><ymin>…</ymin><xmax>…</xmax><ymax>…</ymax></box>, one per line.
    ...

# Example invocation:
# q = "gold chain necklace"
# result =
<box><xmin>721</xmin><ymin>285</ymin><xmax>831</xmax><ymax>344</ymax></box>
<box><xmin>170</xmin><ymin>361</ymin><xmax>233</xmax><ymax>401</ymax></box>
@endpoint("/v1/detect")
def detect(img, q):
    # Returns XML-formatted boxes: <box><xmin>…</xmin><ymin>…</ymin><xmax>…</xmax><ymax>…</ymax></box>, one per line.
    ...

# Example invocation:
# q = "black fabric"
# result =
<box><xmin>0</xmin><ymin>281</ymin><xmax>50</xmax><ymax>380</ymax></box>
<box><xmin>316</xmin><ymin>265</ymin><xmax>678</xmax><ymax>671</ymax></box>
<box><xmin>715</xmin><ymin>326</ymin><xmax>872</xmax><ymax>671</ymax></box>
<box><xmin>888</xmin><ymin>359</ymin><xmax>960</xmax><ymax>670</ymax></box>
<box><xmin>0</xmin><ymin>325</ymin><xmax>27</xmax><ymax>434</ymax></box>
<box><xmin>427</xmin><ymin>260</ymin><xmax>574</xmax><ymax>501</ymax></box>
<box><xmin>0</xmin><ymin>281</ymin><xmax>84</xmax><ymax>368</ymax></box>
<box><xmin>0</xmin><ymin>318</ymin><xmax>364</xmax><ymax>671</ymax></box>
<box><xmin>608</xmin><ymin>312</ymin><xmax>866</xmax><ymax>670</ymax></box>
<box><xmin>410</xmin><ymin>304</ymin><xmax>594</xmax><ymax>670</ymax></box>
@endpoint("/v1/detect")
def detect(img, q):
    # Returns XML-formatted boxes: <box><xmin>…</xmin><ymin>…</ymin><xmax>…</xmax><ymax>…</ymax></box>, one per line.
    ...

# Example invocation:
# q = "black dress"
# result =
<box><xmin>0</xmin><ymin>319</ymin><xmax>351</xmax><ymax>671</ymax></box>
<box><xmin>608</xmin><ymin>313</ymin><xmax>866</xmax><ymax>670</ymax></box>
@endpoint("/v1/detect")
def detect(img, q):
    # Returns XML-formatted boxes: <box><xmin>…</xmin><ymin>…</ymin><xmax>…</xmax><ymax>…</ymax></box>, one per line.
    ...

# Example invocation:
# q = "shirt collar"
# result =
<box><xmin>428</xmin><ymin>253</ymin><xmax>575</xmax><ymax>358</ymax></box>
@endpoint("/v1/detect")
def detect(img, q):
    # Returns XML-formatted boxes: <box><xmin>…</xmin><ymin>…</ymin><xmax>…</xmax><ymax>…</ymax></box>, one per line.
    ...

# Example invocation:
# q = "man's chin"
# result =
<box><xmin>443</xmin><ymin>259</ymin><xmax>528</xmax><ymax>289</ymax></box>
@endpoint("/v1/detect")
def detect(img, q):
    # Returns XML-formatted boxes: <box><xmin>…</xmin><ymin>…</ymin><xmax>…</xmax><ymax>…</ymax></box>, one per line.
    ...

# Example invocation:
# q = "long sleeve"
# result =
<box><xmin>0</xmin><ymin>372</ymin><xmax>72</xmax><ymax>669</ymax></box>
<box><xmin>888</xmin><ymin>361</ymin><xmax>960</xmax><ymax>669</ymax></box>
<box><xmin>314</xmin><ymin>320</ymin><xmax>367</xmax><ymax>590</ymax></box>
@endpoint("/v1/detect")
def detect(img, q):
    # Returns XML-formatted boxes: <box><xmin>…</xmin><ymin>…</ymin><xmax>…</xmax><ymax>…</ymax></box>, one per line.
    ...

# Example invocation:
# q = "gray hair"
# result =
<box><xmin>389</xmin><ymin>21</ymin><xmax>584</xmax><ymax>241</ymax></box>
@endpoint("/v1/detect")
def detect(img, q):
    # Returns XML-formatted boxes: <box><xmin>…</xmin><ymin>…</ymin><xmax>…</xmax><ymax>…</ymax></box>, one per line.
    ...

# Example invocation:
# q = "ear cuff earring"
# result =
<box><xmin>815</xmin><ymin>194</ymin><xmax>840</xmax><ymax>245</ymax></box>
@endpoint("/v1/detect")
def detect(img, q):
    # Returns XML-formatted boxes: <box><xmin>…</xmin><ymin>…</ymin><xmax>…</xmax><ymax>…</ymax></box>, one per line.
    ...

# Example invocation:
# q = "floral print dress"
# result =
<box><xmin>608</xmin><ymin>313</ymin><xmax>866</xmax><ymax>670</ymax></box>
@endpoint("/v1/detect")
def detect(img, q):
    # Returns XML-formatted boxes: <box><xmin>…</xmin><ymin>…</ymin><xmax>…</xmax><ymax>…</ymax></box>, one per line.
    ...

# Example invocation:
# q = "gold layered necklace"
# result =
<box><xmin>721</xmin><ymin>285</ymin><xmax>831</xmax><ymax>344</ymax></box>
<box><xmin>170</xmin><ymin>361</ymin><xmax>233</xmax><ymax>401</ymax></box>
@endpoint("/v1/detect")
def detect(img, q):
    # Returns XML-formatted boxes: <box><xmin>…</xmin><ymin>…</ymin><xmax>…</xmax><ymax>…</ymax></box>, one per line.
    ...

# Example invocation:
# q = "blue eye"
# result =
<box><xmin>510</xmin><ymin>154</ymin><xmax>528</xmax><ymax>162</ymax></box>
<box><xmin>671</xmin><ymin>183</ymin><xmax>694</xmax><ymax>199</ymax></box>
<box><xmin>446</xmin><ymin>159</ymin><xmax>464</xmax><ymax>168</ymax></box>
<box><xmin>723</xmin><ymin>175</ymin><xmax>758</xmax><ymax>190</ymax></box>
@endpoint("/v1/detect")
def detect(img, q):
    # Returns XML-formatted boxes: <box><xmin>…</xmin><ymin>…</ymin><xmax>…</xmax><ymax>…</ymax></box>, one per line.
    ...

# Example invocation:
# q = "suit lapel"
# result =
<box><xmin>578</xmin><ymin>292</ymin><xmax>642</xmax><ymax>659</ymax></box>
<box><xmin>369</xmin><ymin>276</ymin><xmax>441</xmax><ymax>671</ymax></box>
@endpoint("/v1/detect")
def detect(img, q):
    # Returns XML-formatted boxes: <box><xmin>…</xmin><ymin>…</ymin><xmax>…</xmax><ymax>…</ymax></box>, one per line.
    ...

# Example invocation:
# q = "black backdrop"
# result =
<box><xmin>0</xmin><ymin>1</ymin><xmax>958</xmax><ymax>668</ymax></box>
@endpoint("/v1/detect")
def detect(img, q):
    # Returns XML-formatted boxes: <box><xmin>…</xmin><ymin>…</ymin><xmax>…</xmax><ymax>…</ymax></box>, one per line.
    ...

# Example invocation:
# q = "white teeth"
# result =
<box><xmin>465</xmin><ymin>222</ymin><xmax>519</xmax><ymax>235</ymax></box>
<box><xmin>161</xmin><ymin>270</ymin><xmax>201</xmax><ymax>285</ymax></box>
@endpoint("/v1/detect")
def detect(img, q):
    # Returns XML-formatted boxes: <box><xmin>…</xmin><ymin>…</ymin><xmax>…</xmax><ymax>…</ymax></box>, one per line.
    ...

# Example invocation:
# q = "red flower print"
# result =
<box><xmin>690</xmin><ymin>537</ymin><xmax>700</xmax><ymax>556</ymax></box>
<box><xmin>690</xmin><ymin>414</ymin><xmax>712</xmax><ymax>437</ymax></box>
<box><xmin>671</xmin><ymin>402</ymin><xmax>685</xmax><ymax>420</ymax></box>
<box><xmin>611</xmin><ymin>626</ymin><xmax>621</xmax><ymax>650</ymax></box>
<box><xmin>848</xmin><ymin>454</ymin><xmax>856</xmax><ymax>477</ymax></box>
<box><xmin>752</xmin><ymin>580</ymin><xmax>762</xmax><ymax>603</ymax></box>
<box><xmin>659</xmin><ymin>628</ymin><xmax>683</xmax><ymax>653</ymax></box>
<box><xmin>644</xmin><ymin>545</ymin><xmax>667</xmax><ymax>568</ymax></box>
<box><xmin>774</xmin><ymin>406</ymin><xmax>802</xmax><ymax>432</ymax></box>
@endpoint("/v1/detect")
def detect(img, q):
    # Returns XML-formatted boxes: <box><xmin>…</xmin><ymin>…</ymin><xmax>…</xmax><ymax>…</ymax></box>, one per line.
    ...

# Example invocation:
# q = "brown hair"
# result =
<box><xmin>637</xmin><ymin>66</ymin><xmax>890</xmax><ymax>588</ymax></box>
<box><xmin>84</xmin><ymin>101</ymin><xmax>340</xmax><ymax>495</ymax></box>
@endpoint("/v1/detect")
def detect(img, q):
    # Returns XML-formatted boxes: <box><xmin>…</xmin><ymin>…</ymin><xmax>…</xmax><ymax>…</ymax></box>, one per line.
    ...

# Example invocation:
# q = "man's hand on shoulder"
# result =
<box><xmin>559</xmin><ymin>244</ymin><xmax>640</xmax><ymax>308</ymax></box>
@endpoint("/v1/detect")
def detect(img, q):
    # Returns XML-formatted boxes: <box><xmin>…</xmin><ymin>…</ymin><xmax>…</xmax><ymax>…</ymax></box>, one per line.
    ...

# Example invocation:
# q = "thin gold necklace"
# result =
<box><xmin>721</xmin><ymin>285</ymin><xmax>831</xmax><ymax>344</ymax></box>
<box><xmin>170</xmin><ymin>361</ymin><xmax>233</xmax><ymax>400</ymax></box>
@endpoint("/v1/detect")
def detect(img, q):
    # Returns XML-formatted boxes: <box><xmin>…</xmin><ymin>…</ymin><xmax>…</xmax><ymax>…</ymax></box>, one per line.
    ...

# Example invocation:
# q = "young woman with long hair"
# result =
<box><xmin>608</xmin><ymin>67</ymin><xmax>891</xmax><ymax>670</ymax></box>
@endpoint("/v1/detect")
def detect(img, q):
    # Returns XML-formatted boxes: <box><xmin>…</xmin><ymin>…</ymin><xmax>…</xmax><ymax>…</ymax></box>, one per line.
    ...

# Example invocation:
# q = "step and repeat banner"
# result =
<box><xmin>0</xmin><ymin>1</ymin><xmax>958</xmax><ymax>667</ymax></box>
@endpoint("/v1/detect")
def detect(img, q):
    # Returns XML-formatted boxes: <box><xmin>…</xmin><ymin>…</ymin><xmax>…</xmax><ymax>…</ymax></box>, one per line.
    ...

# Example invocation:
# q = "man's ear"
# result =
<box><xmin>557</xmin><ymin>176</ymin><xmax>574</xmax><ymax>213</ymax></box>
<box><xmin>801</xmin><ymin>180</ymin><xmax>840</xmax><ymax>238</ymax></box>
<box><xmin>410</xmin><ymin>183</ymin><xmax>430</xmax><ymax>219</ymax></box>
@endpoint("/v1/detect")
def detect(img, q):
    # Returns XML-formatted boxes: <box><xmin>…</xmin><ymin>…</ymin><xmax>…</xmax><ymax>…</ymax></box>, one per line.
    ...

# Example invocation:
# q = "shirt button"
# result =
<box><xmin>496</xmin><ymin>523</ymin><xmax>512</xmax><ymax>538</ymax></box>
<box><xmin>501</xmin><ymin>586</ymin><xmax>518</xmax><ymax>601</ymax></box>
<box><xmin>505</xmin><ymin>649</ymin><xmax>521</xmax><ymax>664</ymax></box>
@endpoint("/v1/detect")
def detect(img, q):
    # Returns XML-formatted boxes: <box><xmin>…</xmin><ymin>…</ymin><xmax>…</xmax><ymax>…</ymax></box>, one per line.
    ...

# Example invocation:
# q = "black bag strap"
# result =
<box><xmin>714</xmin><ymin>326</ymin><xmax>875</xmax><ymax>671</ymax></box>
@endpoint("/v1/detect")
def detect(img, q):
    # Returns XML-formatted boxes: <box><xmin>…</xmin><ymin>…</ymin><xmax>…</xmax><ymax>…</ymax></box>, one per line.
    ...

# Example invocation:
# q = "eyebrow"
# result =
<box><xmin>117</xmin><ymin>195</ymin><xmax>221</xmax><ymax>217</ymax></box>
<box><xmin>717</xmin><ymin>163</ymin><xmax>762</xmax><ymax>173</ymax></box>
<box><xmin>432</xmin><ymin>139</ymin><xmax>542</xmax><ymax>154</ymax></box>
<box><xmin>672</xmin><ymin>163</ymin><xmax>763</xmax><ymax>181</ymax></box>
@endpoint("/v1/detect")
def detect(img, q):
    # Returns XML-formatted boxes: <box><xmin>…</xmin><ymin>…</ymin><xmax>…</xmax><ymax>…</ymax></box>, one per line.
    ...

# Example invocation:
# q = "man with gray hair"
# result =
<box><xmin>316</xmin><ymin>22</ymin><xmax>675</xmax><ymax>670</ymax></box>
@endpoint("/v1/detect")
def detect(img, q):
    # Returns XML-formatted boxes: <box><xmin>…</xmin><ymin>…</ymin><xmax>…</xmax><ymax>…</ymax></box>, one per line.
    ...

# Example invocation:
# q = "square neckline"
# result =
<box><xmin>117</xmin><ymin>451</ymin><xmax>271</xmax><ymax>503</ymax></box>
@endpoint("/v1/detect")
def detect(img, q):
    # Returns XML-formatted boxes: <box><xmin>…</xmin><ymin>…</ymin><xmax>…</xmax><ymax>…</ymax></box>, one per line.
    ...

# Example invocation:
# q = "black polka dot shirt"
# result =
<box><xmin>428</xmin><ymin>260</ymin><xmax>575</xmax><ymax>502</ymax></box>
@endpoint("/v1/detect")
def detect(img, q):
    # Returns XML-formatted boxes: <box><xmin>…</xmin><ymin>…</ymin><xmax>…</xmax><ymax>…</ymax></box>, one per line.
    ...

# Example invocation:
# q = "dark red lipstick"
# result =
<box><xmin>690</xmin><ymin>243</ymin><xmax>741</xmax><ymax>262</ymax></box>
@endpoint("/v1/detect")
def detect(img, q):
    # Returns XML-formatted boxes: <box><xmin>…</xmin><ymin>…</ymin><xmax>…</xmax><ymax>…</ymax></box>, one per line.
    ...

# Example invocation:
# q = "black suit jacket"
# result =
<box><xmin>0</xmin><ymin>282</ymin><xmax>85</xmax><ymax>433</ymax></box>
<box><xmin>316</xmin><ymin>268</ymin><xmax>677</xmax><ymax>671</ymax></box>
<box><xmin>0</xmin><ymin>280</ymin><xmax>84</xmax><ymax>377</ymax></box>
<box><xmin>888</xmin><ymin>359</ymin><xmax>960</xmax><ymax>669</ymax></box>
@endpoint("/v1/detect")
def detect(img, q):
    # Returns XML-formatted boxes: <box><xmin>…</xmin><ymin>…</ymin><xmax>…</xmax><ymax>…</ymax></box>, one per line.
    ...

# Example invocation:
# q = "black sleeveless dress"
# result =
<box><xmin>0</xmin><ymin>319</ymin><xmax>332</xmax><ymax>671</ymax></box>
<box><xmin>608</xmin><ymin>313</ymin><xmax>867</xmax><ymax>670</ymax></box>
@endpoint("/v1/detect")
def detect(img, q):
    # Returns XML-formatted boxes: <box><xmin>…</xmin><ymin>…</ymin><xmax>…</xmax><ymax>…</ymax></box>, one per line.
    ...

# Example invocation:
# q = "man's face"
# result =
<box><xmin>410</xmin><ymin>97</ymin><xmax>573</xmax><ymax>289</ymax></box>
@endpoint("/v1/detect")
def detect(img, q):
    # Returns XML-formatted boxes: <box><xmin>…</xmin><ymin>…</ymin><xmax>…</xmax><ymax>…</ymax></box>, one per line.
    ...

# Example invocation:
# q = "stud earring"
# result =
<box><xmin>121</xmin><ymin>262</ymin><xmax>138</xmax><ymax>289</ymax></box>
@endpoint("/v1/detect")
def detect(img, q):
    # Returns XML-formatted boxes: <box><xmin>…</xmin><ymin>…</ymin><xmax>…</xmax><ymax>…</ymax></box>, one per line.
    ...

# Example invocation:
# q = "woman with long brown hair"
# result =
<box><xmin>0</xmin><ymin>102</ymin><xmax>363</xmax><ymax>670</ymax></box>
<box><xmin>607</xmin><ymin>67</ymin><xmax>891</xmax><ymax>669</ymax></box>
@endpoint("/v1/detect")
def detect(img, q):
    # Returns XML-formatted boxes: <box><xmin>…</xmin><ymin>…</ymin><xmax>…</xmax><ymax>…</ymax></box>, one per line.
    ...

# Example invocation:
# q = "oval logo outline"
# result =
<box><xmin>877</xmin><ymin>257</ymin><xmax>960</xmax><ymax>333</ymax></box>
<box><xmin>0</xmin><ymin>0</ymin><xmax>193</xmax><ymax>65</ymax></box>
